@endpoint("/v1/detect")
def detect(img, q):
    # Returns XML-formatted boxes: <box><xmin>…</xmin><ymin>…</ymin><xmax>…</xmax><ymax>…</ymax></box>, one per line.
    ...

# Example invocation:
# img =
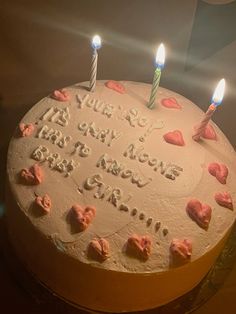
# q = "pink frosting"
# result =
<box><xmin>215</xmin><ymin>192</ymin><xmax>233</xmax><ymax>210</ymax></box>
<box><xmin>186</xmin><ymin>199</ymin><xmax>212</xmax><ymax>229</ymax></box>
<box><xmin>51</xmin><ymin>89</ymin><xmax>70</xmax><ymax>102</ymax></box>
<box><xmin>89</xmin><ymin>238</ymin><xmax>110</xmax><ymax>261</ymax></box>
<box><xmin>163</xmin><ymin>130</ymin><xmax>185</xmax><ymax>146</ymax></box>
<box><xmin>71</xmin><ymin>205</ymin><xmax>96</xmax><ymax>231</ymax></box>
<box><xmin>202</xmin><ymin>124</ymin><xmax>217</xmax><ymax>140</ymax></box>
<box><xmin>208</xmin><ymin>162</ymin><xmax>228</xmax><ymax>184</ymax></box>
<box><xmin>19</xmin><ymin>123</ymin><xmax>35</xmax><ymax>137</ymax></box>
<box><xmin>105</xmin><ymin>80</ymin><xmax>126</xmax><ymax>94</ymax></box>
<box><xmin>35</xmin><ymin>194</ymin><xmax>52</xmax><ymax>213</ymax></box>
<box><xmin>127</xmin><ymin>234</ymin><xmax>152</xmax><ymax>260</ymax></box>
<box><xmin>20</xmin><ymin>164</ymin><xmax>43</xmax><ymax>185</ymax></box>
<box><xmin>170</xmin><ymin>239</ymin><xmax>192</xmax><ymax>261</ymax></box>
<box><xmin>161</xmin><ymin>97</ymin><xmax>182</xmax><ymax>109</ymax></box>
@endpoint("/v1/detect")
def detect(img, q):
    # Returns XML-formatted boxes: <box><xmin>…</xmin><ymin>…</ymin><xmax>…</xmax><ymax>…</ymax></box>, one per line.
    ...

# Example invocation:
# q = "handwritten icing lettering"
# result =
<box><xmin>123</xmin><ymin>143</ymin><xmax>144</xmax><ymax>160</ymax></box>
<box><xmin>84</xmin><ymin>174</ymin><xmax>102</xmax><ymax>190</ymax></box>
<box><xmin>46</xmin><ymin>152</ymin><xmax>61</xmax><ymax>168</ymax></box>
<box><xmin>76</xmin><ymin>94</ymin><xmax>90</xmax><ymax>109</ymax></box>
<box><xmin>73</xmin><ymin>141</ymin><xmax>91</xmax><ymax>157</ymax></box>
<box><xmin>108</xmin><ymin>188</ymin><xmax>123</xmax><ymax>207</ymax></box>
<box><xmin>31</xmin><ymin>145</ymin><xmax>49</xmax><ymax>161</ymax></box>
<box><xmin>31</xmin><ymin>145</ymin><xmax>78</xmax><ymax>176</ymax></box>
<box><xmin>84</xmin><ymin>174</ymin><xmax>159</xmax><ymax>232</ymax></box>
<box><xmin>119</xmin><ymin>108</ymin><xmax>148</xmax><ymax>128</ymax></box>
<box><xmin>78</xmin><ymin>121</ymin><xmax>122</xmax><ymax>147</ymax></box>
<box><xmin>97</xmin><ymin>154</ymin><xmax>124</xmax><ymax>176</ymax></box>
<box><xmin>76</xmin><ymin>93</ymin><xmax>115</xmax><ymax>118</ymax></box>
<box><xmin>96</xmin><ymin>154</ymin><xmax>152</xmax><ymax>188</ymax></box>
<box><xmin>94</xmin><ymin>183</ymin><xmax>113</xmax><ymax>200</ymax></box>
<box><xmin>153</xmin><ymin>161</ymin><xmax>168</xmax><ymax>174</ymax></box>
<box><xmin>124</xmin><ymin>143</ymin><xmax>183</xmax><ymax>180</ymax></box>
<box><xmin>54</xmin><ymin>159</ymin><xmax>77</xmax><ymax>176</ymax></box>
<box><xmin>57</xmin><ymin>136</ymin><xmax>72</xmax><ymax>149</ymax></box>
<box><xmin>41</xmin><ymin>107</ymin><xmax>70</xmax><ymax>127</ymax></box>
<box><xmin>37</xmin><ymin>124</ymin><xmax>71</xmax><ymax>148</ymax></box>
<box><xmin>103</xmin><ymin>104</ymin><xmax>115</xmax><ymax>118</ymax></box>
<box><xmin>84</xmin><ymin>174</ymin><xmax>124</xmax><ymax>206</ymax></box>
<box><xmin>139</xmin><ymin>120</ymin><xmax>164</xmax><ymax>142</ymax></box>
<box><xmin>119</xmin><ymin>203</ymin><xmax>130</xmax><ymax>212</ymax></box>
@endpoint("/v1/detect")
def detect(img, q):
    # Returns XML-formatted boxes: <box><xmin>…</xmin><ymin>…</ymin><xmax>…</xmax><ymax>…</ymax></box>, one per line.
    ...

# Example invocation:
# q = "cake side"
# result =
<box><xmin>5</xmin><ymin>184</ymin><xmax>233</xmax><ymax>312</ymax></box>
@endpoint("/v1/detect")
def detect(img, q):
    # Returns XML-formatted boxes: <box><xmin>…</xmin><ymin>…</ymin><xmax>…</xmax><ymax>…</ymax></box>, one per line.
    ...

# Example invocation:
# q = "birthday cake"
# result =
<box><xmin>5</xmin><ymin>80</ymin><xmax>236</xmax><ymax>312</ymax></box>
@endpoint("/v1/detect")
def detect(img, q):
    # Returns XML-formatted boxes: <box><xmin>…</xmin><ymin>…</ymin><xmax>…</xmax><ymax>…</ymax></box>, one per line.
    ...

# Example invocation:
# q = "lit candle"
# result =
<box><xmin>90</xmin><ymin>35</ymin><xmax>102</xmax><ymax>92</ymax></box>
<box><xmin>147</xmin><ymin>43</ymin><xmax>165</xmax><ymax>109</ymax></box>
<box><xmin>192</xmin><ymin>79</ymin><xmax>225</xmax><ymax>141</ymax></box>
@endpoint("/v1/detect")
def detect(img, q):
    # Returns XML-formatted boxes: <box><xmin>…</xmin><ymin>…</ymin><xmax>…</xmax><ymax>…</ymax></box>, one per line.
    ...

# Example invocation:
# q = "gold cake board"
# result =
<box><xmin>1</xmin><ymin>212</ymin><xmax>236</xmax><ymax>314</ymax></box>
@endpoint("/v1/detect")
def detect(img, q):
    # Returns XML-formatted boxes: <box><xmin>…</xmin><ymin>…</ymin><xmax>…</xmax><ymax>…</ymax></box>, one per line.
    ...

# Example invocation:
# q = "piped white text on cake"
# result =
<box><xmin>40</xmin><ymin>106</ymin><xmax>70</xmax><ymax>127</ymax></box>
<box><xmin>96</xmin><ymin>153</ymin><xmax>152</xmax><ymax>188</ymax></box>
<box><xmin>83</xmin><ymin>173</ymin><xmax>163</xmax><ymax>233</ymax></box>
<box><xmin>76</xmin><ymin>93</ymin><xmax>164</xmax><ymax>138</ymax></box>
<box><xmin>36</xmin><ymin>124</ymin><xmax>72</xmax><ymax>148</ymax></box>
<box><xmin>31</xmin><ymin>145</ymin><xmax>78</xmax><ymax>176</ymax></box>
<box><xmin>123</xmin><ymin>143</ymin><xmax>183</xmax><ymax>180</ymax></box>
<box><xmin>77</xmin><ymin>121</ymin><xmax>122</xmax><ymax>147</ymax></box>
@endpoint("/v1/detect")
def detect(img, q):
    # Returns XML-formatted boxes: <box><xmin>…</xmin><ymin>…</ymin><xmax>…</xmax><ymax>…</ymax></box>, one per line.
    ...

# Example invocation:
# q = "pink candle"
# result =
<box><xmin>192</xmin><ymin>79</ymin><xmax>225</xmax><ymax>142</ymax></box>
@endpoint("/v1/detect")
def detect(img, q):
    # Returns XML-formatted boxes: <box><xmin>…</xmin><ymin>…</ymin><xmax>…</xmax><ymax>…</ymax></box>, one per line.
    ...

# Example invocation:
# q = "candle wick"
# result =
<box><xmin>209</xmin><ymin>103</ymin><xmax>216</xmax><ymax>110</ymax></box>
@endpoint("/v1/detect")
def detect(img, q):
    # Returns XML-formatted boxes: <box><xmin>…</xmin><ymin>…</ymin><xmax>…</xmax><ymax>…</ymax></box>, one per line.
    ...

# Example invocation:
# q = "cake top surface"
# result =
<box><xmin>7</xmin><ymin>80</ymin><xmax>236</xmax><ymax>273</ymax></box>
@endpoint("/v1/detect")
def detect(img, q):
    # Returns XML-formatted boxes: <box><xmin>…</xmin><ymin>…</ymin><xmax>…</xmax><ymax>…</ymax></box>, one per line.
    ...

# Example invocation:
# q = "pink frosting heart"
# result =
<box><xmin>170</xmin><ymin>238</ymin><xmax>192</xmax><ymax>261</ymax></box>
<box><xmin>126</xmin><ymin>234</ymin><xmax>152</xmax><ymax>260</ymax></box>
<box><xmin>163</xmin><ymin>130</ymin><xmax>185</xmax><ymax>146</ymax></box>
<box><xmin>89</xmin><ymin>238</ymin><xmax>110</xmax><ymax>261</ymax></box>
<box><xmin>208</xmin><ymin>162</ymin><xmax>228</xmax><ymax>184</ymax></box>
<box><xmin>71</xmin><ymin>204</ymin><xmax>96</xmax><ymax>231</ymax></box>
<box><xmin>215</xmin><ymin>192</ymin><xmax>233</xmax><ymax>210</ymax></box>
<box><xmin>19</xmin><ymin>123</ymin><xmax>35</xmax><ymax>137</ymax></box>
<box><xmin>51</xmin><ymin>89</ymin><xmax>70</xmax><ymax>101</ymax></box>
<box><xmin>20</xmin><ymin>164</ymin><xmax>43</xmax><ymax>185</ymax></box>
<box><xmin>105</xmin><ymin>80</ymin><xmax>126</xmax><ymax>94</ymax></box>
<box><xmin>161</xmin><ymin>97</ymin><xmax>182</xmax><ymax>109</ymax></box>
<box><xmin>202</xmin><ymin>124</ymin><xmax>217</xmax><ymax>141</ymax></box>
<box><xmin>186</xmin><ymin>199</ymin><xmax>212</xmax><ymax>229</ymax></box>
<box><xmin>35</xmin><ymin>194</ymin><xmax>52</xmax><ymax>213</ymax></box>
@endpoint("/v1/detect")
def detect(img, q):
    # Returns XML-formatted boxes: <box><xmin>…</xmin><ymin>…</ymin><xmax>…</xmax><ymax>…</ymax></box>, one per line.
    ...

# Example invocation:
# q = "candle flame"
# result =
<box><xmin>155</xmin><ymin>43</ymin><xmax>165</xmax><ymax>69</ymax></box>
<box><xmin>212</xmin><ymin>78</ymin><xmax>225</xmax><ymax>106</ymax></box>
<box><xmin>92</xmin><ymin>35</ymin><xmax>102</xmax><ymax>49</ymax></box>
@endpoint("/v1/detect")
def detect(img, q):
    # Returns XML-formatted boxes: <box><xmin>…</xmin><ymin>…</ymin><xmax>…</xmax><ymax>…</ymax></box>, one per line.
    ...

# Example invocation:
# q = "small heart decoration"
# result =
<box><xmin>19</xmin><ymin>123</ymin><xmax>35</xmax><ymax>137</ymax></box>
<box><xmin>126</xmin><ymin>234</ymin><xmax>152</xmax><ymax>260</ymax></box>
<box><xmin>170</xmin><ymin>238</ymin><xmax>192</xmax><ymax>261</ymax></box>
<box><xmin>202</xmin><ymin>124</ymin><xmax>217</xmax><ymax>141</ymax></box>
<box><xmin>161</xmin><ymin>97</ymin><xmax>181</xmax><ymax>109</ymax></box>
<box><xmin>215</xmin><ymin>192</ymin><xmax>233</xmax><ymax>210</ymax></box>
<box><xmin>20</xmin><ymin>164</ymin><xmax>43</xmax><ymax>185</ymax></box>
<box><xmin>208</xmin><ymin>162</ymin><xmax>228</xmax><ymax>184</ymax></box>
<box><xmin>163</xmin><ymin>130</ymin><xmax>185</xmax><ymax>146</ymax></box>
<box><xmin>51</xmin><ymin>89</ymin><xmax>70</xmax><ymax>102</ymax></box>
<box><xmin>186</xmin><ymin>199</ymin><xmax>212</xmax><ymax>229</ymax></box>
<box><xmin>35</xmin><ymin>194</ymin><xmax>52</xmax><ymax>213</ymax></box>
<box><xmin>71</xmin><ymin>204</ymin><xmax>96</xmax><ymax>231</ymax></box>
<box><xmin>105</xmin><ymin>80</ymin><xmax>126</xmax><ymax>94</ymax></box>
<box><xmin>89</xmin><ymin>238</ymin><xmax>110</xmax><ymax>261</ymax></box>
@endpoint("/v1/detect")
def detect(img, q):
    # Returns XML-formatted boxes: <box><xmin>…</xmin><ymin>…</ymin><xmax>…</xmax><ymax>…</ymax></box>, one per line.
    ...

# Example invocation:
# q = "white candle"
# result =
<box><xmin>90</xmin><ymin>35</ymin><xmax>102</xmax><ymax>92</ymax></box>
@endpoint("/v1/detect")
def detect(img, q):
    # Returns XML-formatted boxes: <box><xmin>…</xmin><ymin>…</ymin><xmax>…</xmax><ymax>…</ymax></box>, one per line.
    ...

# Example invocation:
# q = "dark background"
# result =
<box><xmin>0</xmin><ymin>0</ymin><xmax>236</xmax><ymax>313</ymax></box>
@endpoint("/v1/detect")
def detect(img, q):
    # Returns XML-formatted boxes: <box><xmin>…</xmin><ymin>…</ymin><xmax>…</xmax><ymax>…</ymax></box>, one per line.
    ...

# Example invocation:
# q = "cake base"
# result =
<box><xmin>1</xmin><ymin>213</ymin><xmax>236</xmax><ymax>314</ymax></box>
